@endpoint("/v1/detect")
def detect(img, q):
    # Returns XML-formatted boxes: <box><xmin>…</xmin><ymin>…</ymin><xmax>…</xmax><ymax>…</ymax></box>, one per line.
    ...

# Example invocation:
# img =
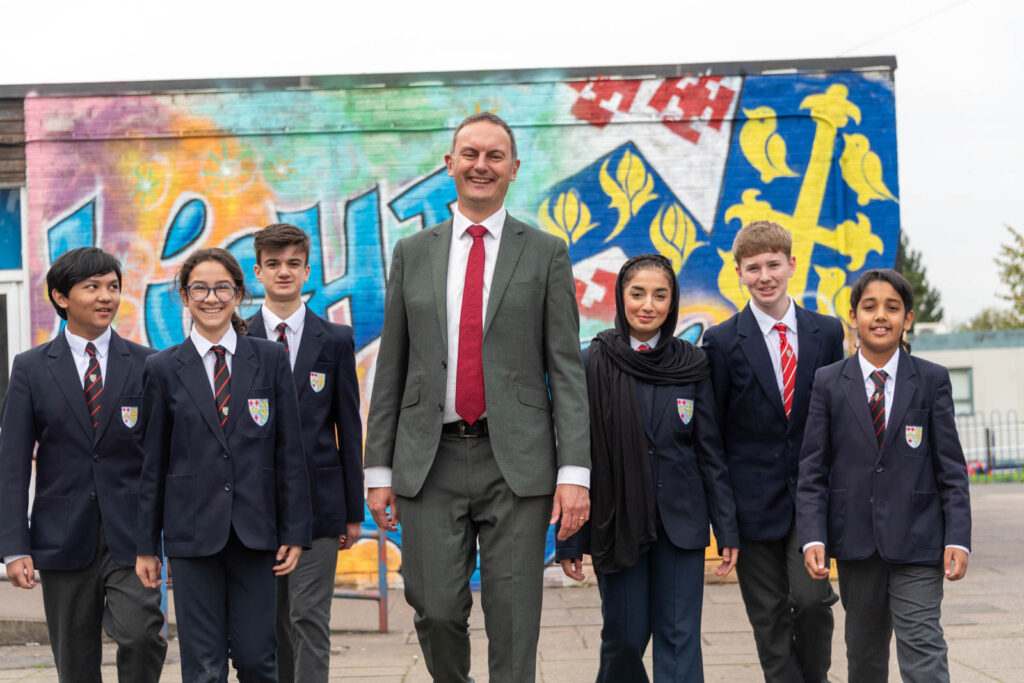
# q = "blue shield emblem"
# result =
<box><xmin>310</xmin><ymin>372</ymin><xmax>326</xmax><ymax>393</ymax></box>
<box><xmin>248</xmin><ymin>398</ymin><xmax>269</xmax><ymax>427</ymax></box>
<box><xmin>677</xmin><ymin>398</ymin><xmax>694</xmax><ymax>425</ymax></box>
<box><xmin>121</xmin><ymin>406</ymin><xmax>138</xmax><ymax>428</ymax></box>
<box><xmin>905</xmin><ymin>425</ymin><xmax>923</xmax><ymax>449</ymax></box>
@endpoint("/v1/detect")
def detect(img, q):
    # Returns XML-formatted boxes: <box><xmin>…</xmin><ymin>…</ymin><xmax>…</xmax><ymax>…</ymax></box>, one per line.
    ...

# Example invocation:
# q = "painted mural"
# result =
<box><xmin>22</xmin><ymin>67</ymin><xmax>899</xmax><ymax>586</ymax></box>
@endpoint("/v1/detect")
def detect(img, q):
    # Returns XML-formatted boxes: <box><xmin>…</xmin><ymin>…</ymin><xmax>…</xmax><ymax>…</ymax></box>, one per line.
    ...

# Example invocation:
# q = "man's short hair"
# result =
<box><xmin>46</xmin><ymin>247</ymin><xmax>122</xmax><ymax>320</ymax></box>
<box><xmin>449</xmin><ymin>112</ymin><xmax>518</xmax><ymax>162</ymax></box>
<box><xmin>731</xmin><ymin>221</ymin><xmax>793</xmax><ymax>262</ymax></box>
<box><xmin>253</xmin><ymin>223</ymin><xmax>311</xmax><ymax>265</ymax></box>
<box><xmin>850</xmin><ymin>268</ymin><xmax>914</xmax><ymax>313</ymax></box>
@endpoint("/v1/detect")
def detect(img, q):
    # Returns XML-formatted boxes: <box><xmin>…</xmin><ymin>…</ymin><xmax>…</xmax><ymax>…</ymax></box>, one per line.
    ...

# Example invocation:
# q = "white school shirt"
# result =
<box><xmin>749</xmin><ymin>297</ymin><xmax>799</xmax><ymax>400</ymax></box>
<box><xmin>260</xmin><ymin>303</ymin><xmax>306</xmax><ymax>370</ymax></box>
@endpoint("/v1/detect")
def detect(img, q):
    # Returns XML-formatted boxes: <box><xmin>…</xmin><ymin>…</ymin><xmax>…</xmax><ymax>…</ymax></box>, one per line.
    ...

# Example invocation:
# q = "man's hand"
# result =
<box><xmin>340</xmin><ymin>522</ymin><xmax>362</xmax><ymax>550</ymax></box>
<box><xmin>136</xmin><ymin>555</ymin><xmax>163</xmax><ymax>588</ymax></box>
<box><xmin>552</xmin><ymin>484</ymin><xmax>590</xmax><ymax>541</ymax></box>
<box><xmin>803</xmin><ymin>545</ymin><xmax>830</xmax><ymax>580</ymax></box>
<box><xmin>559</xmin><ymin>557</ymin><xmax>586</xmax><ymax>582</ymax></box>
<box><xmin>715</xmin><ymin>547</ymin><xmax>738</xmax><ymax>577</ymax></box>
<box><xmin>273</xmin><ymin>545</ymin><xmax>302</xmax><ymax>576</ymax></box>
<box><xmin>368</xmin><ymin>487</ymin><xmax>399</xmax><ymax>532</ymax></box>
<box><xmin>944</xmin><ymin>547</ymin><xmax>968</xmax><ymax>581</ymax></box>
<box><xmin>6</xmin><ymin>557</ymin><xmax>36</xmax><ymax>589</ymax></box>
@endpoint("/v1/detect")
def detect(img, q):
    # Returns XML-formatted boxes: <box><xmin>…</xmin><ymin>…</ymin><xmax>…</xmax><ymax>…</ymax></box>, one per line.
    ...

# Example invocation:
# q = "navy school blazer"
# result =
<box><xmin>247</xmin><ymin>308</ymin><xmax>364</xmax><ymax>538</ymax></box>
<box><xmin>796</xmin><ymin>351</ymin><xmax>971</xmax><ymax>565</ymax></box>
<box><xmin>702</xmin><ymin>303</ymin><xmax>845</xmax><ymax>542</ymax></box>
<box><xmin>136</xmin><ymin>334</ymin><xmax>312</xmax><ymax>558</ymax></box>
<box><xmin>0</xmin><ymin>331</ymin><xmax>155</xmax><ymax>570</ymax></box>
<box><xmin>558</xmin><ymin>354</ymin><xmax>740</xmax><ymax>562</ymax></box>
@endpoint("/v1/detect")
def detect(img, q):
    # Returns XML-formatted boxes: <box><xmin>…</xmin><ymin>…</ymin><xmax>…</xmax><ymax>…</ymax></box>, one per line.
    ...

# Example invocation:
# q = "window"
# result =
<box><xmin>948</xmin><ymin>367</ymin><xmax>974</xmax><ymax>415</ymax></box>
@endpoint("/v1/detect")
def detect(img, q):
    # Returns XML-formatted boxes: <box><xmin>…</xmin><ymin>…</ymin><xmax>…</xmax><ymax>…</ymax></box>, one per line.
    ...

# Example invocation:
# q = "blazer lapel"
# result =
<box><xmin>882</xmin><ymin>350</ymin><xmax>917</xmax><ymax>454</ymax></box>
<box><xmin>636</xmin><ymin>381</ymin><xmax>657</xmax><ymax>443</ymax></box>
<box><xmin>47</xmin><ymin>334</ymin><xmax>93</xmax><ymax>440</ymax></box>
<box><xmin>293</xmin><ymin>308</ymin><xmax>326</xmax><ymax>399</ymax></box>
<box><xmin>789</xmin><ymin>306</ymin><xmax>820</xmax><ymax>434</ymax></box>
<box><xmin>840</xmin><ymin>356</ymin><xmax>880</xmax><ymax>453</ymax></box>
<box><xmin>249</xmin><ymin>311</ymin><xmax>268</xmax><ymax>340</ymax></box>
<box><xmin>483</xmin><ymin>216</ymin><xmax>526</xmax><ymax>338</ymax></box>
<box><xmin>737</xmin><ymin>305</ymin><xmax>787</xmax><ymax>422</ymax></box>
<box><xmin>92</xmin><ymin>332</ymin><xmax>131</xmax><ymax>444</ymax></box>
<box><xmin>175</xmin><ymin>339</ymin><xmax>229</xmax><ymax>451</ymax></box>
<box><xmin>225</xmin><ymin>335</ymin><xmax>258</xmax><ymax>437</ymax></box>
<box><xmin>430</xmin><ymin>220</ymin><xmax>453</xmax><ymax>349</ymax></box>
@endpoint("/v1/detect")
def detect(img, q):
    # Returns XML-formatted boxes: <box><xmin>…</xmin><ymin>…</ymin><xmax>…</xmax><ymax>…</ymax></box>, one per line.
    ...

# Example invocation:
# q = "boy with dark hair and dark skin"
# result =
<box><xmin>0</xmin><ymin>246</ymin><xmax>166</xmax><ymax>682</ymax></box>
<box><xmin>248</xmin><ymin>223</ymin><xmax>364</xmax><ymax>683</ymax></box>
<box><xmin>797</xmin><ymin>268</ymin><xmax>971</xmax><ymax>682</ymax></box>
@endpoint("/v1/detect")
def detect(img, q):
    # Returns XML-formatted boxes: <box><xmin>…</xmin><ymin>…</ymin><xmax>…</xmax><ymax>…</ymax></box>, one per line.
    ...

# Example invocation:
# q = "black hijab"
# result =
<box><xmin>586</xmin><ymin>254</ymin><xmax>709</xmax><ymax>574</ymax></box>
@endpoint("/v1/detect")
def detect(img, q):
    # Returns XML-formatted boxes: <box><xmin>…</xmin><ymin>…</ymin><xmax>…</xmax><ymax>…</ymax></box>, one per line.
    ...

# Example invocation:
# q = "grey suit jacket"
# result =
<box><xmin>364</xmin><ymin>214</ymin><xmax>590</xmax><ymax>498</ymax></box>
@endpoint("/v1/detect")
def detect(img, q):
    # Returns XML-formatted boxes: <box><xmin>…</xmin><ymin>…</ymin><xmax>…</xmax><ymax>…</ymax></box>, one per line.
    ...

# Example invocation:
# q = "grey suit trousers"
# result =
<box><xmin>38</xmin><ymin>530</ymin><xmax>166</xmax><ymax>683</ymax></box>
<box><xmin>276</xmin><ymin>536</ymin><xmax>338</xmax><ymax>683</ymax></box>
<box><xmin>398</xmin><ymin>433</ymin><xmax>552</xmax><ymax>683</ymax></box>
<box><xmin>837</xmin><ymin>553</ymin><xmax>948</xmax><ymax>683</ymax></box>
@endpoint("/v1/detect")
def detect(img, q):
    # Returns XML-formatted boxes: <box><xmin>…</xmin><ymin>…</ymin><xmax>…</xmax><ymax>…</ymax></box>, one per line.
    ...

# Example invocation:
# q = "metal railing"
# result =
<box><xmin>955</xmin><ymin>410</ymin><xmax>1024</xmax><ymax>471</ymax></box>
<box><xmin>332</xmin><ymin>527</ymin><xmax>390</xmax><ymax>633</ymax></box>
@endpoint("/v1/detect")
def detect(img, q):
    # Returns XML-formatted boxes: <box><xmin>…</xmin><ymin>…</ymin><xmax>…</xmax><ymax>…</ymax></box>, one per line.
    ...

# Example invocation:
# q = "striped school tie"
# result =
<box><xmin>869</xmin><ymin>370</ymin><xmax>887</xmax><ymax>448</ymax></box>
<box><xmin>275</xmin><ymin>322</ymin><xmax>289</xmax><ymax>354</ymax></box>
<box><xmin>774</xmin><ymin>323</ymin><xmax>796</xmax><ymax>420</ymax></box>
<box><xmin>84</xmin><ymin>342</ymin><xmax>103</xmax><ymax>430</ymax></box>
<box><xmin>212</xmin><ymin>346</ymin><xmax>231</xmax><ymax>427</ymax></box>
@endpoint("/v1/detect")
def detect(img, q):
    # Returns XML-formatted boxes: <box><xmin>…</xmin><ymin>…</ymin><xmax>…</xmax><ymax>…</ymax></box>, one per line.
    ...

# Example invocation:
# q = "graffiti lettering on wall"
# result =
<box><xmin>24</xmin><ymin>68</ymin><xmax>900</xmax><ymax>585</ymax></box>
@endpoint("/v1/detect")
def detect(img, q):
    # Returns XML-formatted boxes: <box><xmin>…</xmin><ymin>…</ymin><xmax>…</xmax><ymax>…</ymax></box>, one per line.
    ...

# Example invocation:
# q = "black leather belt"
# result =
<box><xmin>441</xmin><ymin>419</ymin><xmax>489</xmax><ymax>438</ymax></box>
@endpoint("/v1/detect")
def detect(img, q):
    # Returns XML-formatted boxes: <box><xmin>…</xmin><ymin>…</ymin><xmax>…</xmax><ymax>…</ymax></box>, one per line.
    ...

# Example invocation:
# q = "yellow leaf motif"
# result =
<box><xmin>599</xmin><ymin>149</ymin><xmax>657</xmax><ymax>242</ymax></box>
<box><xmin>717</xmin><ymin>248</ymin><xmax>749</xmax><ymax>312</ymax></box>
<box><xmin>649</xmin><ymin>204</ymin><xmax>706</xmax><ymax>273</ymax></box>
<box><xmin>538</xmin><ymin>190</ymin><xmax>598</xmax><ymax>246</ymax></box>
<box><xmin>834</xmin><ymin>213</ymin><xmax>883</xmax><ymax>270</ymax></box>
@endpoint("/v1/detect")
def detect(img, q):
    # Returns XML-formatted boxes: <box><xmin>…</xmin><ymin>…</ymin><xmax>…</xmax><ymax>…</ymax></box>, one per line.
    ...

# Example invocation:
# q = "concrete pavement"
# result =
<box><xmin>1</xmin><ymin>482</ymin><xmax>1022</xmax><ymax>681</ymax></box>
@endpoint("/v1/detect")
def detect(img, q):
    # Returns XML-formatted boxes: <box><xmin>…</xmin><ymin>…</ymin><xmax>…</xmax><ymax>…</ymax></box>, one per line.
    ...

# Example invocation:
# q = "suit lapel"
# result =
<box><xmin>175</xmin><ymin>339</ymin><xmax>229</xmax><ymax>450</ymax></box>
<box><xmin>92</xmin><ymin>332</ymin><xmax>130</xmax><ymax>444</ymax></box>
<box><xmin>737</xmin><ymin>305</ymin><xmax>787</xmax><ymax>422</ymax></box>
<box><xmin>225</xmin><ymin>335</ymin><xmax>258</xmax><ymax>437</ymax></box>
<box><xmin>430</xmin><ymin>220</ymin><xmax>453</xmax><ymax>349</ymax></box>
<box><xmin>248</xmin><ymin>311</ymin><xmax>268</xmax><ymax>340</ymax></box>
<box><xmin>882</xmin><ymin>351</ymin><xmax>917</xmax><ymax>454</ymax></box>
<box><xmin>47</xmin><ymin>333</ymin><xmax>93</xmax><ymax>440</ymax></box>
<box><xmin>840</xmin><ymin>356</ymin><xmax>880</xmax><ymax>453</ymax></box>
<box><xmin>483</xmin><ymin>216</ymin><xmax>526</xmax><ymax>337</ymax></box>
<box><xmin>293</xmin><ymin>308</ymin><xmax>325</xmax><ymax>399</ymax></box>
<box><xmin>636</xmin><ymin>381</ymin><xmax>657</xmax><ymax>442</ymax></box>
<box><xmin>789</xmin><ymin>306</ymin><xmax>820</xmax><ymax>433</ymax></box>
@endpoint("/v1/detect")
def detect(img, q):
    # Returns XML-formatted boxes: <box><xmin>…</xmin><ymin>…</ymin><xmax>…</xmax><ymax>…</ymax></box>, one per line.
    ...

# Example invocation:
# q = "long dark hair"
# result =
<box><xmin>175</xmin><ymin>247</ymin><xmax>249</xmax><ymax>335</ymax></box>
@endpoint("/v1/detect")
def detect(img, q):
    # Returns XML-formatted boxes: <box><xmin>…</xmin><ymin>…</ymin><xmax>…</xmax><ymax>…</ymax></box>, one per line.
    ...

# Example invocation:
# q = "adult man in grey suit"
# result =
<box><xmin>364</xmin><ymin>112</ymin><xmax>591</xmax><ymax>683</ymax></box>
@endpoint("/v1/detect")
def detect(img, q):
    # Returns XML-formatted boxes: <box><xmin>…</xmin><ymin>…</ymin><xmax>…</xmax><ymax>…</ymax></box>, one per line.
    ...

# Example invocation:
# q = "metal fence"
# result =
<box><xmin>955</xmin><ymin>410</ymin><xmax>1024</xmax><ymax>471</ymax></box>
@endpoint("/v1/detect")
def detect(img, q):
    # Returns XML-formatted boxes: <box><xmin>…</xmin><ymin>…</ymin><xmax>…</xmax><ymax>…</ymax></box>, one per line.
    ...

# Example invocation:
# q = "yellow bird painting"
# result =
<box><xmin>839</xmin><ymin>133</ymin><xmax>899</xmax><ymax>206</ymax></box>
<box><xmin>739</xmin><ymin>107</ymin><xmax>798</xmax><ymax>184</ymax></box>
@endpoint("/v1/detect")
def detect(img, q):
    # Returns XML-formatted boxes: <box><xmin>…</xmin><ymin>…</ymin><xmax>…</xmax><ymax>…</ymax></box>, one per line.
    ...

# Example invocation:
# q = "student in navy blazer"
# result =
<box><xmin>797</xmin><ymin>269</ymin><xmax>970</xmax><ymax>683</ymax></box>
<box><xmin>702</xmin><ymin>221</ymin><xmax>843</xmax><ymax>682</ymax></box>
<box><xmin>0</xmin><ymin>247</ymin><xmax>166</xmax><ymax>682</ymax></box>
<box><xmin>136</xmin><ymin>248</ymin><xmax>311</xmax><ymax>683</ymax></box>
<box><xmin>248</xmin><ymin>223</ymin><xmax>363</xmax><ymax>683</ymax></box>
<box><xmin>558</xmin><ymin>255</ymin><xmax>739</xmax><ymax>683</ymax></box>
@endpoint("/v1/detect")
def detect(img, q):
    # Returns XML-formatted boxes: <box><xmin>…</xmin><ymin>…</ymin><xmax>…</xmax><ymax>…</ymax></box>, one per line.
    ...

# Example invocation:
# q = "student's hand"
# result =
<box><xmin>716</xmin><ymin>547</ymin><xmax>739</xmax><ymax>577</ymax></box>
<box><xmin>6</xmin><ymin>557</ymin><xmax>36</xmax><ymax>589</ymax></box>
<box><xmin>944</xmin><ymin>547</ymin><xmax>969</xmax><ymax>581</ymax></box>
<box><xmin>340</xmin><ymin>522</ymin><xmax>362</xmax><ymax>550</ymax></box>
<box><xmin>803</xmin><ymin>546</ymin><xmax>830</xmax><ymax>580</ymax></box>
<box><xmin>367</xmin><ymin>487</ymin><xmax>399</xmax><ymax>532</ymax></box>
<box><xmin>273</xmin><ymin>545</ymin><xmax>302</xmax><ymax>576</ymax></box>
<box><xmin>136</xmin><ymin>555</ymin><xmax>163</xmax><ymax>588</ymax></box>
<box><xmin>552</xmin><ymin>484</ymin><xmax>590</xmax><ymax>541</ymax></box>
<box><xmin>559</xmin><ymin>557</ymin><xmax>586</xmax><ymax>582</ymax></box>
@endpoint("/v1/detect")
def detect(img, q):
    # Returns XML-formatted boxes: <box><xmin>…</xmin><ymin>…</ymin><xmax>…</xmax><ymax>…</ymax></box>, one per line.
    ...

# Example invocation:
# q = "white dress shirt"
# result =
<box><xmin>190</xmin><ymin>326</ymin><xmax>237</xmax><ymax>395</ymax></box>
<box><xmin>749</xmin><ymin>298</ymin><xmax>798</xmax><ymax>400</ymax></box>
<box><xmin>65</xmin><ymin>326</ymin><xmax>112</xmax><ymax>388</ymax></box>
<box><xmin>260</xmin><ymin>303</ymin><xmax>305</xmax><ymax>370</ymax></box>
<box><xmin>630</xmin><ymin>332</ymin><xmax>661</xmax><ymax>350</ymax></box>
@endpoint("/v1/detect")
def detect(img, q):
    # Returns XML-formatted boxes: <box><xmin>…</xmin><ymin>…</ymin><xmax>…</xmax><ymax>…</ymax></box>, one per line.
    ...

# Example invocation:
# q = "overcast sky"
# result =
<box><xmin>2</xmin><ymin>0</ymin><xmax>1021</xmax><ymax>324</ymax></box>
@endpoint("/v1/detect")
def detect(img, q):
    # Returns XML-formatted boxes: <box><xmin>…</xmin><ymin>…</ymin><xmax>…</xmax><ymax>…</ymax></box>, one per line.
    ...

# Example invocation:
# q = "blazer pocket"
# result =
<box><xmin>240</xmin><ymin>389</ymin><xmax>274</xmax><ymax>438</ymax></box>
<box><xmin>517</xmin><ymin>384</ymin><xmax>551</xmax><ymax>412</ymax></box>
<box><xmin>401</xmin><ymin>384</ymin><xmax>420</xmax><ymax>408</ymax></box>
<box><xmin>163</xmin><ymin>474</ymin><xmax>195</xmax><ymax>541</ymax></box>
<box><xmin>29</xmin><ymin>495</ymin><xmax>68</xmax><ymax>550</ymax></box>
<box><xmin>302</xmin><ymin>363</ymin><xmax>335</xmax><ymax>403</ymax></box>
<box><xmin>898</xmin><ymin>409</ymin><xmax>929</xmax><ymax>457</ymax></box>
<box><xmin>114</xmin><ymin>394</ymin><xmax>143</xmax><ymax>437</ymax></box>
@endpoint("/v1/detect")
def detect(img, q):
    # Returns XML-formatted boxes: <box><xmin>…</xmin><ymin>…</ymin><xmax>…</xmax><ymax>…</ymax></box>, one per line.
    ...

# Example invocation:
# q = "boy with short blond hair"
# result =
<box><xmin>703</xmin><ymin>220</ymin><xmax>844</xmax><ymax>682</ymax></box>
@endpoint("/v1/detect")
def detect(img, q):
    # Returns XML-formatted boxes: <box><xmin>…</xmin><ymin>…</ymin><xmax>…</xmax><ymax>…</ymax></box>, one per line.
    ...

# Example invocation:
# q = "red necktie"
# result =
<box><xmin>275</xmin><ymin>322</ymin><xmax>289</xmax><ymax>355</ymax></box>
<box><xmin>455</xmin><ymin>225</ymin><xmax>487</xmax><ymax>425</ymax></box>
<box><xmin>774</xmin><ymin>323</ymin><xmax>795</xmax><ymax>419</ymax></box>
<box><xmin>637</xmin><ymin>344</ymin><xmax>651</xmax><ymax>351</ymax></box>
<box><xmin>869</xmin><ymin>370</ymin><xmax>887</xmax><ymax>448</ymax></box>
<box><xmin>84</xmin><ymin>342</ymin><xmax>103</xmax><ymax>430</ymax></box>
<box><xmin>212</xmin><ymin>346</ymin><xmax>231</xmax><ymax>428</ymax></box>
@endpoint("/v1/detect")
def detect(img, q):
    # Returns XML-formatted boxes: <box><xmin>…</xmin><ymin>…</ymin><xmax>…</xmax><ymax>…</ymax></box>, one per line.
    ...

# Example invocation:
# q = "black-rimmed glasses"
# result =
<box><xmin>186</xmin><ymin>283</ymin><xmax>239</xmax><ymax>303</ymax></box>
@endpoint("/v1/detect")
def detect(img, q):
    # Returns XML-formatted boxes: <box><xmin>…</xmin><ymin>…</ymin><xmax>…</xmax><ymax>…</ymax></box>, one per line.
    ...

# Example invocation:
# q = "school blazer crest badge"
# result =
<box><xmin>248</xmin><ymin>398</ymin><xmax>270</xmax><ymax>426</ymax></box>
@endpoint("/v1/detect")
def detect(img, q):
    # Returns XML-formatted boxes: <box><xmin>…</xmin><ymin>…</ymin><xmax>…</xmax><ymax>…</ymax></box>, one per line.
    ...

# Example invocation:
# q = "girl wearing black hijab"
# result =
<box><xmin>558</xmin><ymin>254</ymin><xmax>740</xmax><ymax>682</ymax></box>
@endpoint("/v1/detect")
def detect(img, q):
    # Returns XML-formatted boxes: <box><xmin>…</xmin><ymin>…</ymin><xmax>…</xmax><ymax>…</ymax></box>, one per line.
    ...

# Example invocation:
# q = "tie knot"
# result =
<box><xmin>871</xmin><ymin>370</ymin><xmax>887</xmax><ymax>388</ymax></box>
<box><xmin>637</xmin><ymin>344</ymin><xmax>651</xmax><ymax>352</ymax></box>
<box><xmin>774</xmin><ymin>322</ymin><xmax>787</xmax><ymax>335</ymax></box>
<box><xmin>467</xmin><ymin>224</ymin><xmax>487</xmax><ymax>239</ymax></box>
<box><xmin>275</xmin><ymin>322</ymin><xmax>287</xmax><ymax>334</ymax></box>
<box><xmin>85</xmin><ymin>342</ymin><xmax>98</xmax><ymax>358</ymax></box>
<box><xmin>212</xmin><ymin>345</ymin><xmax>227</xmax><ymax>358</ymax></box>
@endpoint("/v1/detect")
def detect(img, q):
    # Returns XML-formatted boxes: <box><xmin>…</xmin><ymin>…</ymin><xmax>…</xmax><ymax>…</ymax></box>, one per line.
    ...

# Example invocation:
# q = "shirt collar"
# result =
<box><xmin>190</xmin><ymin>326</ymin><xmax>237</xmax><ymax>357</ymax></box>
<box><xmin>261</xmin><ymin>303</ymin><xmax>306</xmax><ymax>336</ymax></box>
<box><xmin>857</xmin><ymin>348</ymin><xmax>900</xmax><ymax>383</ymax></box>
<box><xmin>452</xmin><ymin>206</ymin><xmax>506</xmax><ymax>241</ymax></box>
<box><xmin>630</xmin><ymin>332</ymin><xmax>660</xmax><ymax>350</ymax></box>
<box><xmin>64</xmin><ymin>326</ymin><xmax>112</xmax><ymax>358</ymax></box>
<box><xmin>750</xmin><ymin>297</ymin><xmax>797</xmax><ymax>336</ymax></box>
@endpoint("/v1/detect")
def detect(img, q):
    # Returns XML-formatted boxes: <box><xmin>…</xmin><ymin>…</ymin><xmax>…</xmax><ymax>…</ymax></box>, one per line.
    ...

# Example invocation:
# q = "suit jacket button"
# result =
<box><xmin>224</xmin><ymin>483</ymin><xmax>232</xmax><ymax>492</ymax></box>
<box><xmin>438</xmin><ymin>403</ymin><xmax>444</xmax><ymax>412</ymax></box>
<box><xmin>648</xmin><ymin>448</ymin><xmax>655</xmax><ymax>455</ymax></box>
<box><xmin>88</xmin><ymin>492</ymin><xmax>97</xmax><ymax>501</ymax></box>
<box><xmin>92</xmin><ymin>454</ymin><xmax>100</xmax><ymax>462</ymax></box>
<box><xmin>223</xmin><ymin>451</ymin><xmax>230</xmax><ymax>459</ymax></box>
<box><xmin>875</xmin><ymin>464</ymin><xmax>884</xmax><ymax>473</ymax></box>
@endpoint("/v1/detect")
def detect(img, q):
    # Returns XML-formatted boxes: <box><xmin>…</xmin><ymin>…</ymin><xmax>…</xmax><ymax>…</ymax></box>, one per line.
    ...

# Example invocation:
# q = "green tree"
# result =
<box><xmin>957</xmin><ymin>225</ymin><xmax>1024</xmax><ymax>331</ymax></box>
<box><xmin>957</xmin><ymin>307</ymin><xmax>1020</xmax><ymax>331</ymax></box>
<box><xmin>894</xmin><ymin>231</ymin><xmax>943</xmax><ymax>323</ymax></box>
